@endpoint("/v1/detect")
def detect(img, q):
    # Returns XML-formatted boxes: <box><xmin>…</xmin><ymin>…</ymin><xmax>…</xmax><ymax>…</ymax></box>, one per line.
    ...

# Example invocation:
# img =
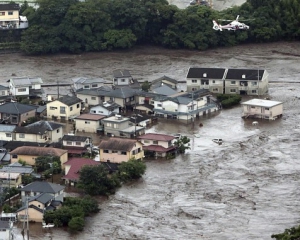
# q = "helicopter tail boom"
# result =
<box><xmin>212</xmin><ymin>20</ymin><xmax>222</xmax><ymax>31</ymax></box>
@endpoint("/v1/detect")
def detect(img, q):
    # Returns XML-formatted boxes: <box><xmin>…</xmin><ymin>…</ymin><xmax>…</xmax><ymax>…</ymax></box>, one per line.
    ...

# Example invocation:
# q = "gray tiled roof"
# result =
<box><xmin>0</xmin><ymin>165</ymin><xmax>33</xmax><ymax>174</ymax></box>
<box><xmin>72</xmin><ymin>77</ymin><xmax>109</xmax><ymax>84</ymax></box>
<box><xmin>0</xmin><ymin>124</ymin><xmax>16</xmax><ymax>132</ymax></box>
<box><xmin>152</xmin><ymin>75</ymin><xmax>178</xmax><ymax>84</ymax></box>
<box><xmin>10</xmin><ymin>77</ymin><xmax>43</xmax><ymax>86</ymax></box>
<box><xmin>152</xmin><ymin>85</ymin><xmax>177</xmax><ymax>96</ymax></box>
<box><xmin>57</xmin><ymin>95</ymin><xmax>82</xmax><ymax>106</ymax></box>
<box><xmin>0</xmin><ymin>85</ymin><xmax>8</xmax><ymax>90</ymax></box>
<box><xmin>76</xmin><ymin>86</ymin><xmax>113</xmax><ymax>96</ymax></box>
<box><xmin>62</xmin><ymin>135</ymin><xmax>89</xmax><ymax>141</ymax></box>
<box><xmin>106</xmin><ymin>87</ymin><xmax>137</xmax><ymax>98</ymax></box>
<box><xmin>0</xmin><ymin>103</ymin><xmax>38</xmax><ymax>114</ymax></box>
<box><xmin>21</xmin><ymin>181</ymin><xmax>65</xmax><ymax>194</ymax></box>
<box><xmin>113</xmin><ymin>70</ymin><xmax>132</xmax><ymax>78</ymax></box>
<box><xmin>28</xmin><ymin>193</ymin><xmax>53</xmax><ymax>204</ymax></box>
<box><xmin>14</xmin><ymin>121</ymin><xmax>63</xmax><ymax>134</ymax></box>
<box><xmin>0</xmin><ymin>4</ymin><xmax>19</xmax><ymax>11</ymax></box>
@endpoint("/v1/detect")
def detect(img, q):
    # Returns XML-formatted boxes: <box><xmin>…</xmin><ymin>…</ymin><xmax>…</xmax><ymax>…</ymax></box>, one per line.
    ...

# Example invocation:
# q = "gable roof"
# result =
<box><xmin>113</xmin><ymin>70</ymin><xmax>132</xmax><ymax>78</ymax></box>
<box><xmin>10</xmin><ymin>146</ymin><xmax>67</xmax><ymax>157</ymax></box>
<box><xmin>0</xmin><ymin>164</ymin><xmax>33</xmax><ymax>174</ymax></box>
<box><xmin>98</xmin><ymin>138</ymin><xmax>139</xmax><ymax>151</ymax></box>
<box><xmin>10</xmin><ymin>77</ymin><xmax>43</xmax><ymax>86</ymax></box>
<box><xmin>225</xmin><ymin>69</ymin><xmax>265</xmax><ymax>81</ymax></box>
<box><xmin>14</xmin><ymin>121</ymin><xmax>63</xmax><ymax>134</ymax></box>
<box><xmin>20</xmin><ymin>181</ymin><xmax>65</xmax><ymax>193</ymax></box>
<box><xmin>0</xmin><ymin>102</ymin><xmax>38</xmax><ymax>114</ymax></box>
<box><xmin>152</xmin><ymin>85</ymin><xmax>177</xmax><ymax>96</ymax></box>
<box><xmin>152</xmin><ymin>75</ymin><xmax>178</xmax><ymax>84</ymax></box>
<box><xmin>0</xmin><ymin>85</ymin><xmax>8</xmax><ymax>90</ymax></box>
<box><xmin>138</xmin><ymin>133</ymin><xmax>175</xmax><ymax>141</ymax></box>
<box><xmin>241</xmin><ymin>99</ymin><xmax>282</xmax><ymax>108</ymax></box>
<box><xmin>56</xmin><ymin>95</ymin><xmax>82</xmax><ymax>106</ymax></box>
<box><xmin>0</xmin><ymin>124</ymin><xmax>16</xmax><ymax>132</ymax></box>
<box><xmin>28</xmin><ymin>193</ymin><xmax>53</xmax><ymax>204</ymax></box>
<box><xmin>91</xmin><ymin>101</ymin><xmax>120</xmax><ymax>111</ymax></box>
<box><xmin>76</xmin><ymin>86</ymin><xmax>113</xmax><ymax>96</ymax></box>
<box><xmin>187</xmin><ymin>67</ymin><xmax>226</xmax><ymax>79</ymax></box>
<box><xmin>106</xmin><ymin>87</ymin><xmax>137</xmax><ymax>98</ymax></box>
<box><xmin>62</xmin><ymin>135</ymin><xmax>90</xmax><ymax>142</ymax></box>
<box><xmin>0</xmin><ymin>4</ymin><xmax>19</xmax><ymax>11</ymax></box>
<box><xmin>72</xmin><ymin>77</ymin><xmax>109</xmax><ymax>84</ymax></box>
<box><xmin>63</xmin><ymin>158</ymin><xmax>100</xmax><ymax>181</ymax></box>
<box><xmin>3</xmin><ymin>141</ymin><xmax>48</xmax><ymax>151</ymax></box>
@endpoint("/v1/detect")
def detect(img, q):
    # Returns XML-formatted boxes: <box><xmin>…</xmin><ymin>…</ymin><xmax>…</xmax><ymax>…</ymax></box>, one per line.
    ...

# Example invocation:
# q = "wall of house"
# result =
<box><xmin>48</xmin><ymin>127</ymin><xmax>63</xmax><ymax>142</ymax></box>
<box><xmin>17</xmin><ymin>208</ymin><xmax>44</xmax><ymax>222</ymax></box>
<box><xmin>0</xmin><ymin>175</ymin><xmax>21</xmax><ymax>188</ymax></box>
<box><xmin>103</xmin><ymin>119</ymin><xmax>130</xmax><ymax>136</ymax></box>
<box><xmin>60</xmin><ymin>153</ymin><xmax>68</xmax><ymax>169</ymax></box>
<box><xmin>270</xmin><ymin>104</ymin><xmax>283</xmax><ymax>118</ymax></box>
<box><xmin>47</xmin><ymin>101</ymin><xmax>81</xmax><ymax>120</ymax></box>
<box><xmin>75</xmin><ymin>119</ymin><xmax>100</xmax><ymax>133</ymax></box>
<box><xmin>77</xmin><ymin>93</ymin><xmax>102</xmax><ymax>107</ymax></box>
<box><xmin>0</xmin><ymin>89</ymin><xmax>9</xmax><ymax>97</ymax></box>
<box><xmin>115</xmin><ymin>77</ymin><xmax>131</xmax><ymax>86</ymax></box>
<box><xmin>53</xmin><ymin>191</ymin><xmax>64</xmax><ymax>202</ymax></box>
<box><xmin>89</xmin><ymin>106</ymin><xmax>110</xmax><ymax>116</ymax></box>
<box><xmin>0</xmin><ymin>131</ymin><xmax>13</xmax><ymax>141</ymax></box>
<box><xmin>30</xmin><ymin>200</ymin><xmax>45</xmax><ymax>209</ymax></box>
<box><xmin>63</xmin><ymin>138</ymin><xmax>89</xmax><ymax>148</ymax></box>
<box><xmin>0</xmin><ymin>229</ymin><xmax>10</xmax><ymax>239</ymax></box>
<box><xmin>64</xmin><ymin>164</ymin><xmax>71</xmax><ymax>175</ymax></box>
<box><xmin>104</xmin><ymin>97</ymin><xmax>124</xmax><ymax>108</ymax></box>
<box><xmin>129</xmin><ymin>142</ymin><xmax>144</xmax><ymax>160</ymax></box>
<box><xmin>140</xmin><ymin>139</ymin><xmax>172</xmax><ymax>149</ymax></box>
<box><xmin>15</xmin><ymin>133</ymin><xmax>45</xmax><ymax>143</ymax></box>
<box><xmin>19</xmin><ymin>109</ymin><xmax>36</xmax><ymax>125</ymax></box>
<box><xmin>0</xmin><ymin>10</ymin><xmax>19</xmax><ymax>21</ymax></box>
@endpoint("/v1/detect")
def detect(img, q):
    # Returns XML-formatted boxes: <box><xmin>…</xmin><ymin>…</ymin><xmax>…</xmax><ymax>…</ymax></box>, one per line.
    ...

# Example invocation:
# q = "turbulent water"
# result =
<box><xmin>5</xmin><ymin>42</ymin><xmax>300</xmax><ymax>240</ymax></box>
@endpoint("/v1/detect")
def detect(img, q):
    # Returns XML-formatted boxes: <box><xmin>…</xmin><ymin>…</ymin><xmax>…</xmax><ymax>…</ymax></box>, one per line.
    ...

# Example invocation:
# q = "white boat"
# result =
<box><xmin>42</xmin><ymin>222</ymin><xmax>55</xmax><ymax>228</ymax></box>
<box><xmin>212</xmin><ymin>139</ymin><xmax>222</xmax><ymax>144</ymax></box>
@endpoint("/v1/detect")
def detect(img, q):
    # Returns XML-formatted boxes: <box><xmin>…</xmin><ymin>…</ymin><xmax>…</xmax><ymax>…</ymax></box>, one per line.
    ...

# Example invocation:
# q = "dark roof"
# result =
<box><xmin>138</xmin><ymin>133</ymin><xmax>175</xmax><ymax>141</ymax></box>
<box><xmin>0</xmin><ymin>220</ymin><xmax>10</xmax><ymax>229</ymax></box>
<box><xmin>0</xmin><ymin>4</ymin><xmax>19</xmax><ymax>11</ymax></box>
<box><xmin>101</xmin><ymin>162</ymin><xmax>119</xmax><ymax>172</ymax></box>
<box><xmin>106</xmin><ymin>87</ymin><xmax>137</xmax><ymax>98</ymax></box>
<box><xmin>0</xmin><ymin>85</ymin><xmax>8</xmax><ymax>90</ymax></box>
<box><xmin>76</xmin><ymin>86</ymin><xmax>113</xmax><ymax>96</ymax></box>
<box><xmin>57</xmin><ymin>95</ymin><xmax>82</xmax><ymax>106</ymax></box>
<box><xmin>3</xmin><ymin>141</ymin><xmax>48</xmax><ymax>151</ymax></box>
<box><xmin>152</xmin><ymin>85</ymin><xmax>177</xmax><ymax>96</ymax></box>
<box><xmin>63</xmin><ymin>158</ymin><xmax>100</xmax><ymax>181</ymax></box>
<box><xmin>62</xmin><ymin>135</ymin><xmax>90</xmax><ymax>142</ymax></box>
<box><xmin>152</xmin><ymin>75</ymin><xmax>178</xmax><ymax>84</ymax></box>
<box><xmin>36</xmin><ymin>105</ymin><xmax>47</xmax><ymax>113</ymax></box>
<box><xmin>21</xmin><ymin>181</ymin><xmax>65</xmax><ymax>193</ymax></box>
<box><xmin>28</xmin><ymin>193</ymin><xmax>53</xmax><ymax>204</ymax></box>
<box><xmin>225</xmin><ymin>69</ymin><xmax>265</xmax><ymax>81</ymax></box>
<box><xmin>0</xmin><ymin>102</ymin><xmax>38</xmax><ymax>114</ymax></box>
<box><xmin>14</xmin><ymin>121</ymin><xmax>63</xmax><ymax>134</ymax></box>
<box><xmin>98</xmin><ymin>138</ymin><xmax>139</xmax><ymax>151</ymax></box>
<box><xmin>113</xmin><ymin>70</ymin><xmax>132</xmax><ymax>78</ymax></box>
<box><xmin>129</xmin><ymin>114</ymin><xmax>152</xmax><ymax>124</ymax></box>
<box><xmin>186</xmin><ymin>67</ymin><xmax>226</xmax><ymax>79</ymax></box>
<box><xmin>10</xmin><ymin>146</ymin><xmax>67</xmax><ymax>157</ymax></box>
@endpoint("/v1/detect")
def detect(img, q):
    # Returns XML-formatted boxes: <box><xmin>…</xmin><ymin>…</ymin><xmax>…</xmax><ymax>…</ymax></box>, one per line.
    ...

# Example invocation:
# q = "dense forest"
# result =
<box><xmin>18</xmin><ymin>0</ymin><xmax>300</xmax><ymax>54</ymax></box>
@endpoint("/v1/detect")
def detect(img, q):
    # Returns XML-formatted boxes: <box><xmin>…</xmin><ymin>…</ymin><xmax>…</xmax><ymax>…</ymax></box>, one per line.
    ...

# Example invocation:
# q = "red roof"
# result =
<box><xmin>143</xmin><ymin>145</ymin><xmax>176</xmax><ymax>153</ymax></box>
<box><xmin>138</xmin><ymin>133</ymin><xmax>175</xmax><ymax>141</ymax></box>
<box><xmin>75</xmin><ymin>114</ymin><xmax>106</xmax><ymax>121</ymax></box>
<box><xmin>62</xmin><ymin>158</ymin><xmax>100</xmax><ymax>181</ymax></box>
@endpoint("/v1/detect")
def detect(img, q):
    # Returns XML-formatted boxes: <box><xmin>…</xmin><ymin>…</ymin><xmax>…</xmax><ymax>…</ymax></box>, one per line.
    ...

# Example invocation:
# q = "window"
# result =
<box><xmin>265</xmin><ymin>107</ymin><xmax>269</xmax><ymax>110</ymax></box>
<box><xmin>192</xmin><ymin>80</ymin><xmax>197</xmax><ymax>83</ymax></box>
<box><xmin>252</xmin><ymin>82</ymin><xmax>257</xmax><ymax>86</ymax></box>
<box><xmin>70</xmin><ymin>106</ymin><xmax>73</xmax><ymax>111</ymax></box>
<box><xmin>110</xmin><ymin>97</ymin><xmax>114</xmax><ymax>101</ymax></box>
<box><xmin>18</xmin><ymin>88</ymin><xmax>26</xmax><ymax>92</ymax></box>
<box><xmin>153</xmin><ymin>140</ymin><xmax>158</xmax><ymax>144</ymax></box>
<box><xmin>6</xmin><ymin>133</ymin><xmax>11</xmax><ymax>137</ymax></box>
<box><xmin>0</xmin><ymin>12</ymin><xmax>5</xmax><ymax>16</ymax></box>
<box><xmin>191</xmin><ymin>88</ymin><xmax>197</xmax><ymax>91</ymax></box>
<box><xmin>230</xmin><ymin>81</ymin><xmax>236</xmax><ymax>85</ymax></box>
<box><xmin>157</xmin><ymin>104</ymin><xmax>162</xmax><ymax>107</ymax></box>
<box><xmin>91</xmin><ymin>97</ymin><xmax>96</xmax><ymax>100</ymax></box>
<box><xmin>57</xmin><ymin>129</ymin><xmax>60</xmax><ymax>133</ymax></box>
<box><xmin>19</xmin><ymin>133</ymin><xmax>25</xmax><ymax>138</ymax></box>
<box><xmin>121</xmin><ymin>79</ymin><xmax>125</xmax><ymax>82</ymax></box>
<box><xmin>1</xmin><ymin>91</ymin><xmax>5</xmax><ymax>95</ymax></box>
<box><xmin>50</xmin><ymin>106</ymin><xmax>57</xmax><ymax>110</ymax></box>
<box><xmin>60</xmin><ymin>106</ymin><xmax>66</xmax><ymax>114</ymax></box>
<box><xmin>137</xmin><ymin>148</ymin><xmax>141</xmax><ymax>153</ymax></box>
<box><xmin>104</xmin><ymin>150</ymin><xmax>109</xmax><ymax>153</ymax></box>
<box><xmin>92</xmin><ymin>84</ymin><xmax>98</xmax><ymax>88</ymax></box>
<box><xmin>85</xmin><ymin>121</ymin><xmax>90</xmax><ymax>124</ymax></box>
<box><xmin>112</xmin><ymin>150</ymin><xmax>118</xmax><ymax>153</ymax></box>
<box><xmin>76</xmin><ymin>142</ymin><xmax>81</xmax><ymax>146</ymax></box>
<box><xmin>212</xmin><ymin>88</ymin><xmax>218</xmax><ymax>92</ymax></box>
<box><xmin>98</xmin><ymin>111</ymin><xmax>103</xmax><ymax>113</ymax></box>
<box><xmin>84</xmin><ymin>85</ymin><xmax>90</xmax><ymax>89</ymax></box>
<box><xmin>77</xmin><ymin>104</ymin><xmax>80</xmax><ymax>108</ymax></box>
<box><xmin>8</xmin><ymin>12</ymin><xmax>13</xmax><ymax>15</ymax></box>
<box><xmin>106</xmin><ymin>122</ymin><xmax>112</xmax><ymax>127</ymax></box>
<box><xmin>113</xmin><ymin>124</ymin><xmax>118</xmax><ymax>129</ymax></box>
<box><xmin>144</xmin><ymin>140</ymin><xmax>150</xmax><ymax>143</ymax></box>
<box><xmin>121</xmin><ymin>151</ymin><xmax>126</xmax><ymax>155</ymax></box>
<box><xmin>12</xmin><ymin>154</ymin><xmax>18</xmax><ymax>158</ymax></box>
<box><xmin>212</xmin><ymin>80</ymin><xmax>215</xmax><ymax>83</ymax></box>
<box><xmin>67</xmin><ymin>141</ymin><xmax>72</xmax><ymax>145</ymax></box>
<box><xmin>251</xmin><ymin>90</ymin><xmax>257</xmax><ymax>94</ymax></box>
<box><xmin>230</xmin><ymin>89</ymin><xmax>236</xmax><ymax>93</ymax></box>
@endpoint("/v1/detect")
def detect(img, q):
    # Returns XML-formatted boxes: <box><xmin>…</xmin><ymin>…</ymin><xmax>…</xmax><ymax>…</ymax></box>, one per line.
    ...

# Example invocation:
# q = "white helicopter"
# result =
<box><xmin>212</xmin><ymin>15</ymin><xmax>250</xmax><ymax>31</ymax></box>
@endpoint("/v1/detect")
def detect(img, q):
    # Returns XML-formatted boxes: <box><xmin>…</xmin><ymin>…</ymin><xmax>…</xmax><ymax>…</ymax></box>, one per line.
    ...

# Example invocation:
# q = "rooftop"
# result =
<box><xmin>113</xmin><ymin>69</ymin><xmax>132</xmax><ymax>78</ymax></box>
<box><xmin>21</xmin><ymin>181</ymin><xmax>65</xmax><ymax>193</ymax></box>
<box><xmin>138</xmin><ymin>133</ymin><xmax>175</xmax><ymax>141</ymax></box>
<box><xmin>10</xmin><ymin>146</ymin><xmax>68</xmax><ymax>157</ymax></box>
<box><xmin>0</xmin><ymin>102</ymin><xmax>38</xmax><ymax>114</ymax></box>
<box><xmin>187</xmin><ymin>67</ymin><xmax>226</xmax><ymax>79</ymax></box>
<box><xmin>98</xmin><ymin>138</ymin><xmax>139</xmax><ymax>151</ymax></box>
<box><xmin>56</xmin><ymin>95</ymin><xmax>82</xmax><ymax>106</ymax></box>
<box><xmin>62</xmin><ymin>135</ymin><xmax>90</xmax><ymax>142</ymax></box>
<box><xmin>14</xmin><ymin>121</ymin><xmax>63</xmax><ymax>134</ymax></box>
<box><xmin>9</xmin><ymin>76</ymin><xmax>43</xmax><ymax>86</ymax></box>
<box><xmin>75</xmin><ymin>113</ymin><xmax>106</xmax><ymax>121</ymax></box>
<box><xmin>241</xmin><ymin>99</ymin><xmax>282</xmax><ymax>108</ymax></box>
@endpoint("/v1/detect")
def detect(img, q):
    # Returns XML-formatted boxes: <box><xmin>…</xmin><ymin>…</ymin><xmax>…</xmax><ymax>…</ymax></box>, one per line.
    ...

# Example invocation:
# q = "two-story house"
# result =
<box><xmin>112</xmin><ymin>69</ymin><xmax>140</xmax><ymax>89</ymax></box>
<box><xmin>151</xmin><ymin>75</ymin><xmax>178</xmax><ymax>90</ymax></box>
<box><xmin>61</xmin><ymin>134</ymin><xmax>91</xmax><ymax>155</ymax></box>
<box><xmin>102</xmin><ymin>115</ymin><xmax>145</xmax><ymax>138</ymax></box>
<box><xmin>8</xmin><ymin>76</ymin><xmax>43</xmax><ymax>98</ymax></box>
<box><xmin>0</xmin><ymin>85</ymin><xmax>9</xmax><ymax>99</ymax></box>
<box><xmin>76</xmin><ymin>86</ymin><xmax>113</xmax><ymax>107</ymax></box>
<box><xmin>74</xmin><ymin>113</ymin><xmax>106</xmax><ymax>133</ymax></box>
<box><xmin>241</xmin><ymin>99</ymin><xmax>283</xmax><ymax>120</ymax></box>
<box><xmin>46</xmin><ymin>95</ymin><xmax>82</xmax><ymax>121</ymax></box>
<box><xmin>98</xmin><ymin>138</ymin><xmax>144</xmax><ymax>163</ymax></box>
<box><xmin>153</xmin><ymin>89</ymin><xmax>218</xmax><ymax>121</ymax></box>
<box><xmin>72</xmin><ymin>77</ymin><xmax>110</xmax><ymax>91</ymax></box>
<box><xmin>0</xmin><ymin>172</ymin><xmax>21</xmax><ymax>188</ymax></box>
<box><xmin>137</xmin><ymin>133</ymin><xmax>176</xmax><ymax>158</ymax></box>
<box><xmin>224</xmin><ymin>69</ymin><xmax>269</xmax><ymax>95</ymax></box>
<box><xmin>186</xmin><ymin>67</ymin><xmax>226</xmax><ymax>92</ymax></box>
<box><xmin>89</xmin><ymin>101</ymin><xmax>120</xmax><ymax>116</ymax></box>
<box><xmin>0</xmin><ymin>102</ymin><xmax>38</xmax><ymax>126</ymax></box>
<box><xmin>135</xmin><ymin>91</ymin><xmax>161</xmax><ymax>115</ymax></box>
<box><xmin>13</xmin><ymin>120</ymin><xmax>63</xmax><ymax>143</ymax></box>
<box><xmin>0</xmin><ymin>124</ymin><xmax>15</xmax><ymax>141</ymax></box>
<box><xmin>0</xmin><ymin>4</ymin><xmax>20</xmax><ymax>29</ymax></box>
<box><xmin>10</xmin><ymin>146</ymin><xmax>68</xmax><ymax>169</ymax></box>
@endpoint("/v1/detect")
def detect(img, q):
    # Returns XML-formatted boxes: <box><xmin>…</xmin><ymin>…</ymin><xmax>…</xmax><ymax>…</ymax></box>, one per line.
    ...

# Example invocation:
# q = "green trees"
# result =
<box><xmin>216</xmin><ymin>94</ymin><xmax>241</xmax><ymax>108</ymax></box>
<box><xmin>118</xmin><ymin>158</ymin><xmax>147</xmax><ymax>182</ymax></box>
<box><xmin>141</xmin><ymin>81</ymin><xmax>151</xmax><ymax>92</ymax></box>
<box><xmin>271</xmin><ymin>225</ymin><xmax>300</xmax><ymax>240</ymax></box>
<box><xmin>174</xmin><ymin>136</ymin><xmax>191</xmax><ymax>154</ymax></box>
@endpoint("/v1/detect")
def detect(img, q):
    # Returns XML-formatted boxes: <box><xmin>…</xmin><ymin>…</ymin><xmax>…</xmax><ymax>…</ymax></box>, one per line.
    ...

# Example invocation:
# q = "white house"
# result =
<box><xmin>241</xmin><ymin>99</ymin><xmax>283</xmax><ymax>120</ymax></box>
<box><xmin>89</xmin><ymin>101</ymin><xmax>120</xmax><ymax>116</ymax></box>
<box><xmin>0</xmin><ymin>221</ymin><xmax>13</xmax><ymax>240</ymax></box>
<box><xmin>0</xmin><ymin>124</ymin><xmax>15</xmax><ymax>141</ymax></box>
<box><xmin>72</xmin><ymin>77</ymin><xmax>110</xmax><ymax>90</ymax></box>
<box><xmin>8</xmin><ymin>76</ymin><xmax>43</xmax><ymax>97</ymax></box>
<box><xmin>0</xmin><ymin>85</ymin><xmax>9</xmax><ymax>98</ymax></box>
<box><xmin>74</xmin><ymin>113</ymin><xmax>106</xmax><ymax>133</ymax></box>
<box><xmin>113</xmin><ymin>69</ymin><xmax>134</xmax><ymax>86</ymax></box>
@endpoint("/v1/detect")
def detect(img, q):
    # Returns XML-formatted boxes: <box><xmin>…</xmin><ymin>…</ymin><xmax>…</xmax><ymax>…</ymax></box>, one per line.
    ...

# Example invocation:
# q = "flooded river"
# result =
<box><xmin>4</xmin><ymin>42</ymin><xmax>300</xmax><ymax>239</ymax></box>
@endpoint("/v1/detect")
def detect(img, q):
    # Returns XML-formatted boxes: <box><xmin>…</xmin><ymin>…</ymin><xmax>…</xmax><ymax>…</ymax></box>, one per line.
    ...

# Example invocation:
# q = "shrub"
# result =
<box><xmin>68</xmin><ymin>217</ymin><xmax>85</xmax><ymax>232</ymax></box>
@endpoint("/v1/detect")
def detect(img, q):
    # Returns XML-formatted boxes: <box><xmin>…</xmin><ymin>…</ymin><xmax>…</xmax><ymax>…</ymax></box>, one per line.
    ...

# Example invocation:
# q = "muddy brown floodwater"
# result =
<box><xmin>4</xmin><ymin>41</ymin><xmax>300</xmax><ymax>240</ymax></box>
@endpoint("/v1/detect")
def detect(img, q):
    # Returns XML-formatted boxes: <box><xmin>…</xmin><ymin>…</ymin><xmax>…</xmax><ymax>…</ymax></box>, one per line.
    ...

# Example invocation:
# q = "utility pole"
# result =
<box><xmin>57</xmin><ymin>80</ymin><xmax>60</xmax><ymax>99</ymax></box>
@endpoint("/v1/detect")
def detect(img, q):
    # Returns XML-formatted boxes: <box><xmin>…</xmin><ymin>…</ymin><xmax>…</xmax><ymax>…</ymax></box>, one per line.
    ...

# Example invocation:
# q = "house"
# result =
<box><xmin>241</xmin><ymin>99</ymin><xmax>283</xmax><ymax>120</ymax></box>
<box><xmin>13</xmin><ymin>120</ymin><xmax>63</xmax><ymax>143</ymax></box>
<box><xmin>17</xmin><ymin>192</ymin><xmax>62</xmax><ymax>222</ymax></box>
<box><xmin>0</xmin><ymin>102</ymin><xmax>38</xmax><ymax>126</ymax></box>
<box><xmin>72</xmin><ymin>77</ymin><xmax>110</xmax><ymax>90</ymax></box>
<box><xmin>0</xmin><ymin>172</ymin><xmax>21</xmax><ymax>188</ymax></box>
<box><xmin>0</xmin><ymin>85</ymin><xmax>9</xmax><ymax>99</ymax></box>
<box><xmin>224</xmin><ymin>69</ymin><xmax>269</xmax><ymax>95</ymax></box>
<box><xmin>151</xmin><ymin>75</ymin><xmax>178</xmax><ymax>89</ymax></box>
<box><xmin>129</xmin><ymin>114</ymin><xmax>156</xmax><ymax>128</ymax></box>
<box><xmin>186</xmin><ymin>67</ymin><xmax>226</xmax><ymax>92</ymax></box>
<box><xmin>10</xmin><ymin>146</ymin><xmax>68</xmax><ymax>169</ymax></box>
<box><xmin>8</xmin><ymin>76</ymin><xmax>44</xmax><ymax>97</ymax></box>
<box><xmin>74</xmin><ymin>113</ymin><xmax>106</xmax><ymax>133</ymax></box>
<box><xmin>76</xmin><ymin>86</ymin><xmax>113</xmax><ymax>107</ymax></box>
<box><xmin>61</xmin><ymin>135</ymin><xmax>91</xmax><ymax>155</ymax></box>
<box><xmin>62</xmin><ymin>158</ymin><xmax>100</xmax><ymax>185</ymax></box>
<box><xmin>153</xmin><ymin>89</ymin><xmax>219</xmax><ymax>121</ymax></box>
<box><xmin>135</xmin><ymin>91</ymin><xmax>161</xmax><ymax>115</ymax></box>
<box><xmin>98</xmin><ymin>138</ymin><xmax>144</xmax><ymax>163</ymax></box>
<box><xmin>112</xmin><ymin>69</ymin><xmax>140</xmax><ymax>88</ymax></box>
<box><xmin>89</xmin><ymin>101</ymin><xmax>120</xmax><ymax>116</ymax></box>
<box><xmin>3</xmin><ymin>141</ymin><xmax>47</xmax><ymax>151</ymax></box>
<box><xmin>0</xmin><ymin>162</ymin><xmax>34</xmax><ymax>176</ymax></box>
<box><xmin>0</xmin><ymin>221</ymin><xmax>13</xmax><ymax>240</ymax></box>
<box><xmin>101</xmin><ymin>115</ymin><xmax>145</xmax><ymax>138</ymax></box>
<box><xmin>151</xmin><ymin>84</ymin><xmax>178</xmax><ymax>96</ymax></box>
<box><xmin>0</xmin><ymin>148</ymin><xmax>10</xmax><ymax>165</ymax></box>
<box><xmin>0</xmin><ymin>3</ymin><xmax>28</xmax><ymax>29</ymax></box>
<box><xmin>36</xmin><ymin>105</ymin><xmax>47</xmax><ymax>118</ymax></box>
<box><xmin>0</xmin><ymin>124</ymin><xmax>15</xmax><ymax>141</ymax></box>
<box><xmin>46</xmin><ymin>95</ymin><xmax>82</xmax><ymax>121</ymax></box>
<box><xmin>137</xmin><ymin>133</ymin><xmax>177</xmax><ymax>158</ymax></box>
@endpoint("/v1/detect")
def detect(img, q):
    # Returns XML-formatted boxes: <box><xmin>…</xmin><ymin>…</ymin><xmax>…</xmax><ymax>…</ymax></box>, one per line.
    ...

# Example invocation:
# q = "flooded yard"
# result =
<box><xmin>3</xmin><ymin>42</ymin><xmax>300</xmax><ymax>239</ymax></box>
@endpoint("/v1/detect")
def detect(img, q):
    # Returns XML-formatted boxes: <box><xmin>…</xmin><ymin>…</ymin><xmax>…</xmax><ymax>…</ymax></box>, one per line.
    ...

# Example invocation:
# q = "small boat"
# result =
<box><xmin>42</xmin><ymin>222</ymin><xmax>55</xmax><ymax>228</ymax></box>
<box><xmin>212</xmin><ymin>139</ymin><xmax>222</xmax><ymax>144</ymax></box>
